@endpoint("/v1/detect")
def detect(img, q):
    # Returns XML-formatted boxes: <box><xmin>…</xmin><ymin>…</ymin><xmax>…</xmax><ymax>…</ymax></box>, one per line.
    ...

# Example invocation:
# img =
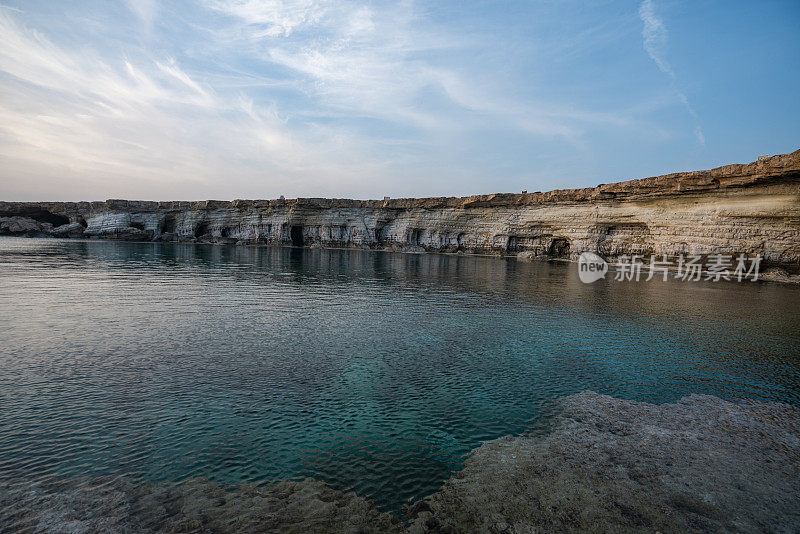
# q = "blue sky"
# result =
<box><xmin>0</xmin><ymin>0</ymin><xmax>797</xmax><ymax>201</ymax></box>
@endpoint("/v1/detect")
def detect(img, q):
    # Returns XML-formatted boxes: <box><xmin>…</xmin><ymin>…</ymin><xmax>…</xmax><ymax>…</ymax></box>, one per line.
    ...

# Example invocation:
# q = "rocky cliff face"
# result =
<box><xmin>2</xmin><ymin>150</ymin><xmax>799</xmax><ymax>268</ymax></box>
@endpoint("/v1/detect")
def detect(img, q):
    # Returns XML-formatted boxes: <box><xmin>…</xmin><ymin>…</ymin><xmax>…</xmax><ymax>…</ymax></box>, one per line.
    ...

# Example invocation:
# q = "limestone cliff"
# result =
<box><xmin>1</xmin><ymin>150</ymin><xmax>799</xmax><ymax>268</ymax></box>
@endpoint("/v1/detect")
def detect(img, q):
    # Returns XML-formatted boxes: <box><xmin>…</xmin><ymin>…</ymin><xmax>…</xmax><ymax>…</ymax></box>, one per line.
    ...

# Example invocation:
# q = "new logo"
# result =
<box><xmin>578</xmin><ymin>252</ymin><xmax>608</xmax><ymax>283</ymax></box>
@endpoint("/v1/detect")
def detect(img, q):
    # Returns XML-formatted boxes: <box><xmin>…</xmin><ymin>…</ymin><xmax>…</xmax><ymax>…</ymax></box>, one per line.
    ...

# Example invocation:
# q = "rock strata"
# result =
<box><xmin>1</xmin><ymin>150</ymin><xmax>799</xmax><ymax>268</ymax></box>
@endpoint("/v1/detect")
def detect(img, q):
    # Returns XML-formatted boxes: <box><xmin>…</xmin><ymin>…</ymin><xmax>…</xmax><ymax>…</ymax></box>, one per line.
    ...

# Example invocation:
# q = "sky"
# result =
<box><xmin>0</xmin><ymin>1</ymin><xmax>797</xmax><ymax>201</ymax></box>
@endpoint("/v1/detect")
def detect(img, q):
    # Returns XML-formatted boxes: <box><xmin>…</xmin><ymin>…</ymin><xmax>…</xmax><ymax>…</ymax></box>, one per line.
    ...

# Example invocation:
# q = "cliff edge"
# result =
<box><xmin>1</xmin><ymin>150</ymin><xmax>799</xmax><ymax>268</ymax></box>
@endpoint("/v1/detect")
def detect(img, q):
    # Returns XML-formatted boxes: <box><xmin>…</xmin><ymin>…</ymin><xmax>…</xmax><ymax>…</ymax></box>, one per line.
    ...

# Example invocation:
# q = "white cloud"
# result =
<box><xmin>208</xmin><ymin>0</ymin><xmax>634</xmax><ymax>142</ymax></box>
<box><xmin>0</xmin><ymin>2</ymin><xmax>699</xmax><ymax>201</ymax></box>
<box><xmin>0</xmin><ymin>8</ymin><xmax>388</xmax><ymax>200</ymax></box>
<box><xmin>639</xmin><ymin>0</ymin><xmax>670</xmax><ymax>76</ymax></box>
<box><xmin>126</xmin><ymin>0</ymin><xmax>159</xmax><ymax>31</ymax></box>
<box><xmin>639</xmin><ymin>0</ymin><xmax>704</xmax><ymax>145</ymax></box>
<box><xmin>204</xmin><ymin>0</ymin><xmax>326</xmax><ymax>37</ymax></box>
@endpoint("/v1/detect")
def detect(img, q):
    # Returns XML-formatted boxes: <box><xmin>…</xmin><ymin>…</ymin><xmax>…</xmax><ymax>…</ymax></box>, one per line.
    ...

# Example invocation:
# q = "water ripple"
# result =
<box><xmin>0</xmin><ymin>237</ymin><xmax>799</xmax><ymax>511</ymax></box>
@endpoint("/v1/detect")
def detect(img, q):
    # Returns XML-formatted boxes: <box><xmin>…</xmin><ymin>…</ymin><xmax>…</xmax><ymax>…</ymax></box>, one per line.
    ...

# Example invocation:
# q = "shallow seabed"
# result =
<box><xmin>0</xmin><ymin>238</ymin><xmax>798</xmax><ymax>528</ymax></box>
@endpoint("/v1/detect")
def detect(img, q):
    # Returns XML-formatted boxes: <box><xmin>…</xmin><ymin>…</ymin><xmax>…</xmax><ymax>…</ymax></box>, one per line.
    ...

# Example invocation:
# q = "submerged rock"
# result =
<box><xmin>0</xmin><ymin>477</ymin><xmax>403</xmax><ymax>534</ymax></box>
<box><xmin>408</xmin><ymin>391</ymin><xmax>800</xmax><ymax>533</ymax></box>
<box><xmin>2</xmin><ymin>392</ymin><xmax>798</xmax><ymax>533</ymax></box>
<box><xmin>760</xmin><ymin>268</ymin><xmax>800</xmax><ymax>284</ymax></box>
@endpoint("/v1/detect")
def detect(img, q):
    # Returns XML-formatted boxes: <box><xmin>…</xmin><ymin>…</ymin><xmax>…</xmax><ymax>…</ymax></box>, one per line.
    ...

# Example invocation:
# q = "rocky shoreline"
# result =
<box><xmin>1</xmin><ymin>150</ymin><xmax>799</xmax><ymax>270</ymax></box>
<box><xmin>407</xmin><ymin>391</ymin><xmax>800</xmax><ymax>533</ymax></box>
<box><xmin>3</xmin><ymin>391</ymin><xmax>798</xmax><ymax>533</ymax></box>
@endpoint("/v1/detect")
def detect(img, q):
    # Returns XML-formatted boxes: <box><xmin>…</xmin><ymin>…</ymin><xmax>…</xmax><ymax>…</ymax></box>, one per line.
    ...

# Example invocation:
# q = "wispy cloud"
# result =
<box><xmin>0</xmin><ymin>7</ymin><xmax>386</xmax><ymax>200</ymax></box>
<box><xmin>206</xmin><ymin>0</ymin><xmax>639</xmax><ymax>143</ymax></box>
<box><xmin>205</xmin><ymin>0</ymin><xmax>326</xmax><ymax>37</ymax></box>
<box><xmin>639</xmin><ymin>0</ymin><xmax>704</xmax><ymax>145</ymax></box>
<box><xmin>0</xmin><ymin>1</ymin><xmax>728</xmax><ymax>200</ymax></box>
<box><xmin>126</xmin><ymin>0</ymin><xmax>159</xmax><ymax>32</ymax></box>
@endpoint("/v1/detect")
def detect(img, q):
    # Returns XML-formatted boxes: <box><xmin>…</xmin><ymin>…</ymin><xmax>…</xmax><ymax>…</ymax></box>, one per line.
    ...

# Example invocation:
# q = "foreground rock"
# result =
<box><xmin>1</xmin><ymin>150</ymin><xmax>799</xmax><ymax>269</ymax></box>
<box><xmin>0</xmin><ymin>216</ymin><xmax>49</xmax><ymax>236</ymax></box>
<box><xmin>2</xmin><ymin>392</ymin><xmax>798</xmax><ymax>533</ymax></box>
<box><xmin>408</xmin><ymin>392</ymin><xmax>800</xmax><ymax>533</ymax></box>
<box><xmin>0</xmin><ymin>477</ymin><xmax>403</xmax><ymax>534</ymax></box>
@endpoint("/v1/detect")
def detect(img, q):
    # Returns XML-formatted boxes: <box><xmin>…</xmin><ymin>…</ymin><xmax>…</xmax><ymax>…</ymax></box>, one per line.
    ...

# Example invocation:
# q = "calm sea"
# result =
<box><xmin>1</xmin><ymin>237</ymin><xmax>798</xmax><ymax>510</ymax></box>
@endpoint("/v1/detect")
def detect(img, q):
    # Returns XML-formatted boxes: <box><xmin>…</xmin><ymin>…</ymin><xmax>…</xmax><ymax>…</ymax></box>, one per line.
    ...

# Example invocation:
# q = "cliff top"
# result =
<box><xmin>2</xmin><ymin>149</ymin><xmax>798</xmax><ymax>212</ymax></box>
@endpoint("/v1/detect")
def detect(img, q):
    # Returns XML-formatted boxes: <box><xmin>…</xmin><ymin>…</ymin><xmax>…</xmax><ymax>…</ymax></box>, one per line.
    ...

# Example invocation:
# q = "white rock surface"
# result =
<box><xmin>1</xmin><ymin>150</ymin><xmax>798</xmax><ymax>267</ymax></box>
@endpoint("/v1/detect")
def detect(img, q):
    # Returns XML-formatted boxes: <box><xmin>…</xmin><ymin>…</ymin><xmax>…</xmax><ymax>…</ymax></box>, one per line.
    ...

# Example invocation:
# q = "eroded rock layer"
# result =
<box><xmin>1</xmin><ymin>150</ymin><xmax>799</xmax><ymax>267</ymax></box>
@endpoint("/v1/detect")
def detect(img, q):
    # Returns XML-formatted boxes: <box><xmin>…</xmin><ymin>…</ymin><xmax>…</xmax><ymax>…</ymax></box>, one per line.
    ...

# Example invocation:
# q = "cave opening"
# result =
<box><xmin>290</xmin><ymin>225</ymin><xmax>304</xmax><ymax>247</ymax></box>
<box><xmin>507</xmin><ymin>236</ymin><xmax>519</xmax><ymax>253</ymax></box>
<box><xmin>195</xmin><ymin>222</ymin><xmax>210</xmax><ymax>238</ymax></box>
<box><xmin>549</xmin><ymin>237</ymin><xmax>571</xmax><ymax>258</ymax></box>
<box><xmin>408</xmin><ymin>229</ymin><xmax>421</xmax><ymax>246</ymax></box>
<box><xmin>160</xmin><ymin>215</ymin><xmax>176</xmax><ymax>234</ymax></box>
<box><xmin>129</xmin><ymin>222</ymin><xmax>145</xmax><ymax>231</ymax></box>
<box><xmin>375</xmin><ymin>224</ymin><xmax>387</xmax><ymax>244</ymax></box>
<box><xmin>0</xmin><ymin>209</ymin><xmax>70</xmax><ymax>227</ymax></box>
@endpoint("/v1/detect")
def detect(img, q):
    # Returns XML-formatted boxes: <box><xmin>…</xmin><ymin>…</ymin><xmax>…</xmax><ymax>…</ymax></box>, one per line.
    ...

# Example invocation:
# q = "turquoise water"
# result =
<box><xmin>0</xmin><ymin>237</ymin><xmax>799</xmax><ymax>511</ymax></box>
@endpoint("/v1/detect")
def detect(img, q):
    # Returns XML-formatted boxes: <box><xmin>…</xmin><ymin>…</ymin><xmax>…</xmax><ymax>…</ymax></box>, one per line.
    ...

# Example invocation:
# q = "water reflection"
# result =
<box><xmin>0</xmin><ymin>237</ymin><xmax>798</xmax><ymax>510</ymax></box>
